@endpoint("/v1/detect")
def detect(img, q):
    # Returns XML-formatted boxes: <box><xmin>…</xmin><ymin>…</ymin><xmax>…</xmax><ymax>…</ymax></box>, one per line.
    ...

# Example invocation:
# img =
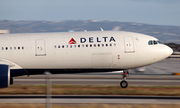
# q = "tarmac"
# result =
<box><xmin>0</xmin><ymin>95</ymin><xmax>180</xmax><ymax>104</ymax></box>
<box><xmin>14</xmin><ymin>78</ymin><xmax>180</xmax><ymax>86</ymax></box>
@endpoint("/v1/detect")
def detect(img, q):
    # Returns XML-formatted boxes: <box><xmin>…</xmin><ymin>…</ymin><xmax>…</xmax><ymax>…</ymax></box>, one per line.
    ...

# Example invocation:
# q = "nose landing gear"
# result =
<box><xmin>120</xmin><ymin>70</ymin><xmax>129</xmax><ymax>88</ymax></box>
<box><xmin>120</xmin><ymin>80</ymin><xmax>128</xmax><ymax>88</ymax></box>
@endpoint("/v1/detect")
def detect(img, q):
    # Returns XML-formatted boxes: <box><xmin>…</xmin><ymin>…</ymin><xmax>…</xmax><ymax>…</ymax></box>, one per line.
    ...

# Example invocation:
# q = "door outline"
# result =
<box><xmin>123</xmin><ymin>37</ymin><xmax>135</xmax><ymax>53</ymax></box>
<box><xmin>35</xmin><ymin>39</ymin><xmax>46</xmax><ymax>56</ymax></box>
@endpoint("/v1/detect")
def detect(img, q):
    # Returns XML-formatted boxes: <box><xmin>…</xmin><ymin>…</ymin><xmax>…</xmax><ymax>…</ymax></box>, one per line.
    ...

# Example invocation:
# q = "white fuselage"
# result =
<box><xmin>0</xmin><ymin>31</ymin><xmax>172</xmax><ymax>75</ymax></box>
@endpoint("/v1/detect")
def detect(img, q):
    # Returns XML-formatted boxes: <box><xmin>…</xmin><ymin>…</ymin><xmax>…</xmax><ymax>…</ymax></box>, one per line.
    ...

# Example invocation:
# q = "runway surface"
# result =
<box><xmin>14</xmin><ymin>78</ymin><xmax>180</xmax><ymax>86</ymax></box>
<box><xmin>0</xmin><ymin>95</ymin><xmax>179</xmax><ymax>104</ymax></box>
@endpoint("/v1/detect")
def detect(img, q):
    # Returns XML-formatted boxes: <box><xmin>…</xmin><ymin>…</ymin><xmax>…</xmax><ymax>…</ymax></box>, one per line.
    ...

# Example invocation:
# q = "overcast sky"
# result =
<box><xmin>0</xmin><ymin>0</ymin><xmax>180</xmax><ymax>26</ymax></box>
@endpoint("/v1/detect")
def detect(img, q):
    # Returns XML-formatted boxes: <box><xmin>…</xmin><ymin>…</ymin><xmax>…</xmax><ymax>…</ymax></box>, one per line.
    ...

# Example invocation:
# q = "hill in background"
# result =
<box><xmin>0</xmin><ymin>20</ymin><xmax>180</xmax><ymax>44</ymax></box>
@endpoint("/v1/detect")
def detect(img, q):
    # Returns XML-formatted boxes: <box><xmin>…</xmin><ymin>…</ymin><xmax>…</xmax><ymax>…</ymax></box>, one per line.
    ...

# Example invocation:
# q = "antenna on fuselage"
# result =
<box><xmin>100</xmin><ymin>27</ymin><xmax>104</xmax><ymax>31</ymax></box>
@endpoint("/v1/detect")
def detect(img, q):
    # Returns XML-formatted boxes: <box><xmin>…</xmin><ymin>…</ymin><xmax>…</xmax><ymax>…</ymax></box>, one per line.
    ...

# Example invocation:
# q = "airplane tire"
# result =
<box><xmin>120</xmin><ymin>80</ymin><xmax>128</xmax><ymax>88</ymax></box>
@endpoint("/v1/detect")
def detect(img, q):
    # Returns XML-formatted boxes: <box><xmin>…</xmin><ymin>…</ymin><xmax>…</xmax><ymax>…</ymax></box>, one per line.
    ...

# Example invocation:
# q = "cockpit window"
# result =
<box><xmin>148</xmin><ymin>40</ymin><xmax>153</xmax><ymax>45</ymax></box>
<box><xmin>157</xmin><ymin>41</ymin><xmax>161</xmax><ymax>44</ymax></box>
<box><xmin>153</xmin><ymin>40</ymin><xmax>157</xmax><ymax>45</ymax></box>
<box><xmin>148</xmin><ymin>40</ymin><xmax>160</xmax><ymax>45</ymax></box>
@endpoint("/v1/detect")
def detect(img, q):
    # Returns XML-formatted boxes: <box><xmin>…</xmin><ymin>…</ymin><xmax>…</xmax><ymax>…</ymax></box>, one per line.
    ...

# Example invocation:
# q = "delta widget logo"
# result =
<box><xmin>69</xmin><ymin>38</ymin><xmax>76</xmax><ymax>44</ymax></box>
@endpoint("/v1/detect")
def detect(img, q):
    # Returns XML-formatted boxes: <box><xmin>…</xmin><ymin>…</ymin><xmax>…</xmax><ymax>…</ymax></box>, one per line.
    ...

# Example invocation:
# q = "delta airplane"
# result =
<box><xmin>0</xmin><ymin>31</ymin><xmax>173</xmax><ymax>88</ymax></box>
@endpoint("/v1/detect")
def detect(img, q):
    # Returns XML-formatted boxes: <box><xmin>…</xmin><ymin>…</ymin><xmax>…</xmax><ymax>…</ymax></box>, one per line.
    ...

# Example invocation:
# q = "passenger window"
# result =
<box><xmin>102</xmin><ymin>44</ymin><xmax>104</xmax><ymax>47</ymax></box>
<box><xmin>98</xmin><ymin>44</ymin><xmax>100</xmax><ymax>47</ymax></box>
<box><xmin>74</xmin><ymin>45</ymin><xmax>76</xmax><ymax>48</ymax></box>
<box><xmin>114</xmin><ymin>43</ymin><xmax>116</xmax><ymax>46</ymax></box>
<box><xmin>58</xmin><ymin>45</ymin><xmax>60</xmax><ymax>48</ymax></box>
<box><xmin>10</xmin><ymin>47</ymin><xmax>12</xmax><ymax>50</ymax></box>
<box><xmin>94</xmin><ymin>44</ymin><xmax>96</xmax><ymax>47</ymax></box>
<box><xmin>82</xmin><ymin>44</ymin><xmax>84</xmax><ymax>47</ymax></box>
<box><xmin>22</xmin><ymin>47</ymin><xmax>24</xmax><ymax>50</ymax></box>
<box><xmin>2</xmin><ymin>47</ymin><xmax>4</xmax><ymax>50</ymax></box>
<box><xmin>86</xmin><ymin>44</ymin><xmax>88</xmax><ymax>47</ymax></box>
<box><xmin>110</xmin><ymin>44</ymin><xmax>112</xmax><ymax>46</ymax></box>
<box><xmin>6</xmin><ymin>47</ymin><xmax>8</xmax><ymax>50</ymax></box>
<box><xmin>90</xmin><ymin>44</ymin><xmax>92</xmax><ymax>47</ymax></box>
<box><xmin>62</xmin><ymin>45</ymin><xmax>64</xmax><ymax>48</ymax></box>
<box><xmin>14</xmin><ymin>47</ymin><xmax>16</xmax><ymax>50</ymax></box>
<box><xmin>78</xmin><ymin>45</ymin><xmax>80</xmax><ymax>47</ymax></box>
<box><xmin>66</xmin><ymin>45</ymin><xmax>68</xmax><ymax>48</ymax></box>
<box><xmin>148</xmin><ymin>40</ymin><xmax>153</xmax><ymax>45</ymax></box>
<box><xmin>70</xmin><ymin>45</ymin><xmax>72</xmax><ymax>48</ymax></box>
<box><xmin>54</xmin><ymin>45</ymin><xmax>56</xmax><ymax>48</ymax></box>
<box><xmin>18</xmin><ymin>47</ymin><xmax>20</xmax><ymax>50</ymax></box>
<box><xmin>106</xmin><ymin>44</ymin><xmax>108</xmax><ymax>46</ymax></box>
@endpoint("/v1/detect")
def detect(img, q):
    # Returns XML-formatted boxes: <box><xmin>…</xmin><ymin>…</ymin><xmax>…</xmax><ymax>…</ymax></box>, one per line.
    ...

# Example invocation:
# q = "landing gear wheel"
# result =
<box><xmin>120</xmin><ymin>80</ymin><xmax>128</xmax><ymax>88</ymax></box>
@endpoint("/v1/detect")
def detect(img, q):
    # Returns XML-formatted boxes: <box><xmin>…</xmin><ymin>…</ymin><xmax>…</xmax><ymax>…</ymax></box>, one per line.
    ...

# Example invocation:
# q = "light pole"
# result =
<box><xmin>44</xmin><ymin>71</ymin><xmax>51</xmax><ymax>108</ymax></box>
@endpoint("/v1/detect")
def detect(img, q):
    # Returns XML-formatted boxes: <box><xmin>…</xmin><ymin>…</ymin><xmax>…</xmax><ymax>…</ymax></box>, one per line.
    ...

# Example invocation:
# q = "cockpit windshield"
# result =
<box><xmin>148</xmin><ymin>40</ymin><xmax>161</xmax><ymax>45</ymax></box>
<box><xmin>148</xmin><ymin>40</ymin><xmax>153</xmax><ymax>45</ymax></box>
<box><xmin>153</xmin><ymin>40</ymin><xmax>157</xmax><ymax>45</ymax></box>
<box><xmin>157</xmin><ymin>41</ymin><xmax>161</xmax><ymax>44</ymax></box>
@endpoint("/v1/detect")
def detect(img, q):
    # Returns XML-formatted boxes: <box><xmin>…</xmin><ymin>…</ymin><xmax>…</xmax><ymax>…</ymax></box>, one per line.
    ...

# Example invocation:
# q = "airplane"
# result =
<box><xmin>0</xmin><ymin>31</ymin><xmax>173</xmax><ymax>88</ymax></box>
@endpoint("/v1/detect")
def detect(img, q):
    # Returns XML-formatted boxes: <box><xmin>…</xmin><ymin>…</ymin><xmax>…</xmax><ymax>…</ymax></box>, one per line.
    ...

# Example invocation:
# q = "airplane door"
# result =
<box><xmin>35</xmin><ymin>39</ymin><xmax>46</xmax><ymax>56</ymax></box>
<box><xmin>124</xmin><ymin>37</ymin><xmax>135</xmax><ymax>53</ymax></box>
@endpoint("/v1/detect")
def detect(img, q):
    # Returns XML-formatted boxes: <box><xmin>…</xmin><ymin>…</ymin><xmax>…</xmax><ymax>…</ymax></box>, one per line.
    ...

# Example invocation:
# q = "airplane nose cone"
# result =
<box><xmin>165</xmin><ymin>46</ymin><xmax>173</xmax><ymax>57</ymax></box>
